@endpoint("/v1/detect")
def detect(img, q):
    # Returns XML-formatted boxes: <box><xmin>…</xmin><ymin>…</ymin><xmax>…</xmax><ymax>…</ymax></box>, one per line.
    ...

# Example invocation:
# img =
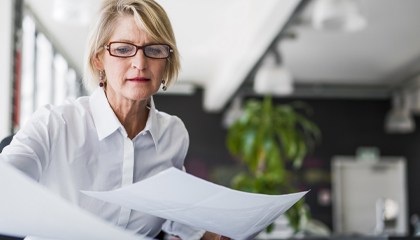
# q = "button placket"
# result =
<box><xmin>117</xmin><ymin>135</ymin><xmax>134</xmax><ymax>228</ymax></box>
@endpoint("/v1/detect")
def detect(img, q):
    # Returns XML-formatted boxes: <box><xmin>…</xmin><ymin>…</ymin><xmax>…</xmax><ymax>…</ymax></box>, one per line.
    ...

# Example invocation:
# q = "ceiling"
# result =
<box><xmin>281</xmin><ymin>0</ymin><xmax>420</xmax><ymax>86</ymax></box>
<box><xmin>24</xmin><ymin>0</ymin><xmax>420</xmax><ymax>112</ymax></box>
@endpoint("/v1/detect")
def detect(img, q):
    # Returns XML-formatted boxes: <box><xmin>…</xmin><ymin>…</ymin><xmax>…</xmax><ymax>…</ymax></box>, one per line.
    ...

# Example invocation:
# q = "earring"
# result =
<box><xmin>99</xmin><ymin>71</ymin><xmax>104</xmax><ymax>87</ymax></box>
<box><xmin>162</xmin><ymin>80</ymin><xmax>167</xmax><ymax>91</ymax></box>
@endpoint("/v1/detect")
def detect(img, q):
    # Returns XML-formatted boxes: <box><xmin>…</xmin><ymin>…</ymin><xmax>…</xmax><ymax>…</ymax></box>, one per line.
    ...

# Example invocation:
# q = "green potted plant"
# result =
<box><xmin>226</xmin><ymin>95</ymin><xmax>321</xmax><ymax>233</ymax></box>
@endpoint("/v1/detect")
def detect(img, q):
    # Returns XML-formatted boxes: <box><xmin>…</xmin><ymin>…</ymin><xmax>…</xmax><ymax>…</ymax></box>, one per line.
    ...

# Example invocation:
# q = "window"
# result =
<box><xmin>18</xmin><ymin>15</ymin><xmax>85</xmax><ymax>129</ymax></box>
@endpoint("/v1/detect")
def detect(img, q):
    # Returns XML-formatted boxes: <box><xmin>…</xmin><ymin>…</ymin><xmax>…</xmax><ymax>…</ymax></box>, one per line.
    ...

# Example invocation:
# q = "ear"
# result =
<box><xmin>93</xmin><ymin>53</ymin><xmax>104</xmax><ymax>71</ymax></box>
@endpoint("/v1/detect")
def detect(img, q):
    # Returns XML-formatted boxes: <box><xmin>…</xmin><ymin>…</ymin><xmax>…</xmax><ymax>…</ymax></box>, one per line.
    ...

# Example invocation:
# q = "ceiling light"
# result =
<box><xmin>254</xmin><ymin>64</ymin><xmax>294</xmax><ymax>95</ymax></box>
<box><xmin>384</xmin><ymin>92</ymin><xmax>415</xmax><ymax>134</ymax></box>
<box><xmin>312</xmin><ymin>0</ymin><xmax>367</xmax><ymax>32</ymax></box>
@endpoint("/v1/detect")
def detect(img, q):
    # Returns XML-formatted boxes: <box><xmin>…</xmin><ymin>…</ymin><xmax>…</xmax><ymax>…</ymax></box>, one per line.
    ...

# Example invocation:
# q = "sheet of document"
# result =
<box><xmin>82</xmin><ymin>167</ymin><xmax>308</xmax><ymax>240</ymax></box>
<box><xmin>0</xmin><ymin>160</ymin><xmax>150</xmax><ymax>240</ymax></box>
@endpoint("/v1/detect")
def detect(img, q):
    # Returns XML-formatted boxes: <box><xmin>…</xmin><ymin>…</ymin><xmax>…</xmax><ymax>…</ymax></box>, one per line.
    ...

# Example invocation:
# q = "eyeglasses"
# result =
<box><xmin>104</xmin><ymin>42</ymin><xmax>173</xmax><ymax>59</ymax></box>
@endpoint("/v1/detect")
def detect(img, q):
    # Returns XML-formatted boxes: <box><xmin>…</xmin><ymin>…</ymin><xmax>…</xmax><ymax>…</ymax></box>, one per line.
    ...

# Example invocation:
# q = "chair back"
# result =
<box><xmin>0</xmin><ymin>135</ymin><xmax>14</xmax><ymax>153</ymax></box>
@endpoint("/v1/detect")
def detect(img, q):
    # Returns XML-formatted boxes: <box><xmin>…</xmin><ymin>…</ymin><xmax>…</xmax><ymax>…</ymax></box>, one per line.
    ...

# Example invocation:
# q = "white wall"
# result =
<box><xmin>0</xmin><ymin>0</ymin><xmax>13</xmax><ymax>140</ymax></box>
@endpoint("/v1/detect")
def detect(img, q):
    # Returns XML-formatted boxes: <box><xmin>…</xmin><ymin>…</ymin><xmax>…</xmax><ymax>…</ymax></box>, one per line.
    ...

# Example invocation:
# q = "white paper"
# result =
<box><xmin>0</xmin><ymin>160</ymin><xmax>150</xmax><ymax>240</ymax></box>
<box><xmin>82</xmin><ymin>167</ymin><xmax>308</xmax><ymax>240</ymax></box>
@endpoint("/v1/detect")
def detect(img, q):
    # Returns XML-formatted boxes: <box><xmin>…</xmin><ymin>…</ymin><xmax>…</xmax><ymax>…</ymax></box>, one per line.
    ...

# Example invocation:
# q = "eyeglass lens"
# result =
<box><xmin>109</xmin><ymin>42</ymin><xmax>170</xmax><ymax>59</ymax></box>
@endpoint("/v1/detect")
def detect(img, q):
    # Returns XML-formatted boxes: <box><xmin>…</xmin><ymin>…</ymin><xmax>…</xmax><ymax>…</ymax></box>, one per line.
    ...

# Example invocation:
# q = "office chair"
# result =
<box><xmin>0</xmin><ymin>135</ymin><xmax>13</xmax><ymax>153</ymax></box>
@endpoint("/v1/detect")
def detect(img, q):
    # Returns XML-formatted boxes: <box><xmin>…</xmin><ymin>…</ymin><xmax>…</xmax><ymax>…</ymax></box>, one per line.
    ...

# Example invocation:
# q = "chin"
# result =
<box><xmin>125</xmin><ymin>88</ymin><xmax>158</xmax><ymax>101</ymax></box>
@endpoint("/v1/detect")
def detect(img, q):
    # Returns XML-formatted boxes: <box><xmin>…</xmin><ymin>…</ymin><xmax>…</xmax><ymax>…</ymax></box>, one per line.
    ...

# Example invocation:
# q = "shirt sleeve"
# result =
<box><xmin>162</xmin><ymin>220</ymin><xmax>206</xmax><ymax>240</ymax></box>
<box><xmin>0</xmin><ymin>104</ymin><xmax>59</xmax><ymax>181</ymax></box>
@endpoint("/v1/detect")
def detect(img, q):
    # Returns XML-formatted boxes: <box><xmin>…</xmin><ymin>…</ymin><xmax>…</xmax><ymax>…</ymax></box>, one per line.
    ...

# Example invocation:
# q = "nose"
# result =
<box><xmin>132</xmin><ymin>48</ymin><xmax>148</xmax><ymax>70</ymax></box>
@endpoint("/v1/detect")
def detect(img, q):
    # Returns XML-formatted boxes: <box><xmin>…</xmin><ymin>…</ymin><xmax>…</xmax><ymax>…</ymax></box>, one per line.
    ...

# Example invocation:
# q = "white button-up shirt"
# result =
<box><xmin>1</xmin><ymin>87</ymin><xmax>205</xmax><ymax>240</ymax></box>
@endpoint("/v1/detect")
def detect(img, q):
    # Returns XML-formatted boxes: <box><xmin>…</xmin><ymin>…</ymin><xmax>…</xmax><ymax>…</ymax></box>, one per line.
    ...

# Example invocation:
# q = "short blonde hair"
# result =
<box><xmin>83</xmin><ymin>0</ymin><xmax>180</xmax><ymax>91</ymax></box>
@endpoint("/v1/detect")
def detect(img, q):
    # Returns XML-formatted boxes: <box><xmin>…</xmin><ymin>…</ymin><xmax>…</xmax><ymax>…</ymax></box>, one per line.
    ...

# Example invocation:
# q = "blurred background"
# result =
<box><xmin>1</xmin><ymin>0</ymin><xmax>420</xmax><ymax>239</ymax></box>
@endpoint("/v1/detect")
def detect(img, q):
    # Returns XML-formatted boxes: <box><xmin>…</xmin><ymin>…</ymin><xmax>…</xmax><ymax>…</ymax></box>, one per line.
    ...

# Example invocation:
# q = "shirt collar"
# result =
<box><xmin>89</xmin><ymin>87</ymin><xmax>159</xmax><ymax>151</ymax></box>
<box><xmin>89</xmin><ymin>87</ymin><xmax>120</xmax><ymax>141</ymax></box>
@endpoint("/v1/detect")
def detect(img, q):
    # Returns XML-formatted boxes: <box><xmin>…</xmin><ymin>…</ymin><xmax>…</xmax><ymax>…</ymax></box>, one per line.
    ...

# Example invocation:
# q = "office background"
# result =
<box><xmin>1</xmin><ymin>0</ymin><xmax>420</xmax><ymax>239</ymax></box>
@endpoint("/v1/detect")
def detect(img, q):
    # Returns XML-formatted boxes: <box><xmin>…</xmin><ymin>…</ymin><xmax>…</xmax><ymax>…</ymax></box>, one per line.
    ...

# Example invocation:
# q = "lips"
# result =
<box><xmin>127</xmin><ymin>77</ymin><xmax>150</xmax><ymax>82</ymax></box>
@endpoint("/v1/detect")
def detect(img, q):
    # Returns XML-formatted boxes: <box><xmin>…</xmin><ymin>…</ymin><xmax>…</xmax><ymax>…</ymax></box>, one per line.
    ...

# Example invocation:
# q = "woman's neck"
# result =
<box><xmin>105</xmin><ymin>87</ymin><xmax>150</xmax><ymax>140</ymax></box>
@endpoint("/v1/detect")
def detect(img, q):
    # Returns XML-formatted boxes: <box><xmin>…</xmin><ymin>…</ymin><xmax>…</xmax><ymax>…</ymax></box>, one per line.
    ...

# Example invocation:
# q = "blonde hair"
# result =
<box><xmin>83</xmin><ymin>0</ymin><xmax>180</xmax><ymax>91</ymax></box>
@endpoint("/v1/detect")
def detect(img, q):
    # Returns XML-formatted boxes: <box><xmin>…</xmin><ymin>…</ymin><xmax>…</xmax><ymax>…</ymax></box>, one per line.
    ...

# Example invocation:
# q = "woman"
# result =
<box><xmin>1</xmin><ymin>0</ymin><xmax>228</xmax><ymax>239</ymax></box>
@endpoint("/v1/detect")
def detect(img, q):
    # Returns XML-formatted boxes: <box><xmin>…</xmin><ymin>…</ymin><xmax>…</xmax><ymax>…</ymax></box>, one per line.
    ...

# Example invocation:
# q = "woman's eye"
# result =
<box><xmin>149</xmin><ymin>48</ymin><xmax>162</xmax><ymax>54</ymax></box>
<box><xmin>116</xmin><ymin>48</ymin><xmax>129</xmax><ymax>53</ymax></box>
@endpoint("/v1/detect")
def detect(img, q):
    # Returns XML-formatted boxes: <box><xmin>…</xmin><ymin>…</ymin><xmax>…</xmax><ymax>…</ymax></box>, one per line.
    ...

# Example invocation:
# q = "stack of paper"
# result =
<box><xmin>83</xmin><ymin>167</ymin><xmax>308</xmax><ymax>240</ymax></box>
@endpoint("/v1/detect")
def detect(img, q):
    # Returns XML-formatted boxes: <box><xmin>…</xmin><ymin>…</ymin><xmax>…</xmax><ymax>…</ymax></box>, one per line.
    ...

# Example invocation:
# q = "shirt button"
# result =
<box><xmin>141</xmin><ymin>132</ymin><xmax>147</xmax><ymax>136</ymax></box>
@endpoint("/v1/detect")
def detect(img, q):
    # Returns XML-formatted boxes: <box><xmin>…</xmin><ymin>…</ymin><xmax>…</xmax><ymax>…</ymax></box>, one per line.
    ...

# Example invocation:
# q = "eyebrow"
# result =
<box><xmin>114</xmin><ymin>39</ymin><xmax>135</xmax><ymax>43</ymax></box>
<box><xmin>112</xmin><ymin>39</ymin><xmax>157</xmax><ymax>45</ymax></box>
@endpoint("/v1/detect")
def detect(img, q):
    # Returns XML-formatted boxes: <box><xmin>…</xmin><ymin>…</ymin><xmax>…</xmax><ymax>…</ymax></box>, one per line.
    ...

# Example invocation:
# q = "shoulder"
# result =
<box><xmin>12</xmin><ymin>96</ymin><xmax>92</xmax><ymax>159</ymax></box>
<box><xmin>23</xmin><ymin>96</ymin><xmax>91</xmax><ymax>131</ymax></box>
<box><xmin>50</xmin><ymin>96</ymin><xmax>91</xmax><ymax>118</ymax></box>
<box><xmin>155</xmin><ymin>110</ymin><xmax>188</xmax><ymax>137</ymax></box>
<box><xmin>54</xmin><ymin>97</ymin><xmax>92</xmax><ymax>123</ymax></box>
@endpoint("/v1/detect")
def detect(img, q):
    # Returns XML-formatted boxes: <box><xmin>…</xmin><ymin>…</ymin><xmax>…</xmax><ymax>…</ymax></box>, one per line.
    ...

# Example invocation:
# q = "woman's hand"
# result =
<box><xmin>201</xmin><ymin>231</ymin><xmax>231</xmax><ymax>240</ymax></box>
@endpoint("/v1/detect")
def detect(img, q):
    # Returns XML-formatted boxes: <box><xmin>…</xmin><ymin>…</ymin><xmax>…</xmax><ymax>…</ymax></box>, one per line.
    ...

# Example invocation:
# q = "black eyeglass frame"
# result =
<box><xmin>104</xmin><ymin>42</ymin><xmax>174</xmax><ymax>59</ymax></box>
